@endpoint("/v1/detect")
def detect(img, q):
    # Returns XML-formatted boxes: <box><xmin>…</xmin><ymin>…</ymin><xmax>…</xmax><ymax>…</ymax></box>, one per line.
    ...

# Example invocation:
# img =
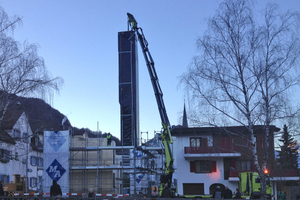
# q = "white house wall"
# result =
<box><xmin>174</xmin><ymin>135</ymin><xmax>238</xmax><ymax>196</ymax></box>
<box><xmin>1</xmin><ymin>113</ymin><xmax>32</xmax><ymax>183</ymax></box>
<box><xmin>0</xmin><ymin>112</ymin><xmax>43</xmax><ymax>192</ymax></box>
<box><xmin>27</xmin><ymin>149</ymin><xmax>43</xmax><ymax>191</ymax></box>
<box><xmin>0</xmin><ymin>140</ymin><xmax>27</xmax><ymax>181</ymax></box>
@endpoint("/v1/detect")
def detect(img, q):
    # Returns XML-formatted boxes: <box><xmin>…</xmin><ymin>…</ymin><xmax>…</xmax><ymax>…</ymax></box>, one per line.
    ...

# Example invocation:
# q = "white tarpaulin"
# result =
<box><xmin>43</xmin><ymin>130</ymin><xmax>69</xmax><ymax>194</ymax></box>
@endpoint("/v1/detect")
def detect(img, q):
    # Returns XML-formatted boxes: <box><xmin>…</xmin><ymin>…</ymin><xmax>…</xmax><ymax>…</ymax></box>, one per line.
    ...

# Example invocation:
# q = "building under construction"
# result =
<box><xmin>69</xmin><ymin>131</ymin><xmax>165</xmax><ymax>196</ymax></box>
<box><xmin>69</xmin><ymin>16</ymin><xmax>171</xmax><ymax>197</ymax></box>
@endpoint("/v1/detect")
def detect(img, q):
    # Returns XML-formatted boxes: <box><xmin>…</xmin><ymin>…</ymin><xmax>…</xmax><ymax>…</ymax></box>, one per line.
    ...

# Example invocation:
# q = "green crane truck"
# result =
<box><xmin>127</xmin><ymin>13</ymin><xmax>175</xmax><ymax>197</ymax></box>
<box><xmin>239</xmin><ymin>172</ymin><xmax>272</xmax><ymax>199</ymax></box>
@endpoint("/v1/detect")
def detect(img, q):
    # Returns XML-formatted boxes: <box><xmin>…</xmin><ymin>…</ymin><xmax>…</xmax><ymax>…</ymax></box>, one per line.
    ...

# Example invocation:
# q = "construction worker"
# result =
<box><xmin>127</xmin><ymin>13</ymin><xmax>137</xmax><ymax>29</ymax></box>
<box><xmin>161</xmin><ymin>184</ymin><xmax>172</xmax><ymax>198</ymax></box>
<box><xmin>107</xmin><ymin>133</ymin><xmax>112</xmax><ymax>146</ymax></box>
<box><xmin>0</xmin><ymin>181</ymin><xmax>4</xmax><ymax>196</ymax></box>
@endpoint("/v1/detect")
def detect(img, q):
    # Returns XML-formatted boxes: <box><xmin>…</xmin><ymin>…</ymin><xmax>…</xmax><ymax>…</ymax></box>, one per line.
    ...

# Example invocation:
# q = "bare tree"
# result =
<box><xmin>254</xmin><ymin>3</ymin><xmax>300</xmax><ymax>177</ymax></box>
<box><xmin>0</xmin><ymin>5</ymin><xmax>63</xmax><ymax>129</ymax></box>
<box><xmin>180</xmin><ymin>0</ymin><xmax>300</xmax><ymax>199</ymax></box>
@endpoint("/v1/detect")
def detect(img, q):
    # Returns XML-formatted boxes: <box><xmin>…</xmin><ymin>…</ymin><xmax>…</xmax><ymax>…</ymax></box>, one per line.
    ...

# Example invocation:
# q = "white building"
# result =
<box><xmin>0</xmin><ymin>107</ymin><xmax>43</xmax><ymax>192</ymax></box>
<box><xmin>171</xmin><ymin>125</ymin><xmax>299</xmax><ymax>198</ymax></box>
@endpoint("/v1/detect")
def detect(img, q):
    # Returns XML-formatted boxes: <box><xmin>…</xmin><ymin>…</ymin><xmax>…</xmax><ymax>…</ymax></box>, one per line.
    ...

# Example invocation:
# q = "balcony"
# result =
<box><xmin>229</xmin><ymin>169</ymin><xmax>299</xmax><ymax>180</ymax></box>
<box><xmin>270</xmin><ymin>169</ymin><xmax>299</xmax><ymax>177</ymax></box>
<box><xmin>184</xmin><ymin>145</ymin><xmax>241</xmax><ymax>159</ymax></box>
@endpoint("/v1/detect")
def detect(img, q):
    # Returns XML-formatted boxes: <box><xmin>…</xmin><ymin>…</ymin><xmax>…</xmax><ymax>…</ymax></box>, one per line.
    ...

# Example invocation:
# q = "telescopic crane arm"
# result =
<box><xmin>127</xmin><ymin>12</ymin><xmax>174</xmax><ymax>195</ymax></box>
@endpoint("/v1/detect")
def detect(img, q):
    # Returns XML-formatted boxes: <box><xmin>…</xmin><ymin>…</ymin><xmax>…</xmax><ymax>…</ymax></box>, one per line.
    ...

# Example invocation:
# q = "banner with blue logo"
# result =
<box><xmin>43</xmin><ymin>130</ymin><xmax>69</xmax><ymax>194</ymax></box>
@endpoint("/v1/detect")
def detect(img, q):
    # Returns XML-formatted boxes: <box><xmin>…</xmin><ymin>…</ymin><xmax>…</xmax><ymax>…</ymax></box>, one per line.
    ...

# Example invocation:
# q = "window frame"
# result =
<box><xmin>15</xmin><ymin>152</ymin><xmax>19</xmax><ymax>161</ymax></box>
<box><xmin>13</xmin><ymin>129</ymin><xmax>21</xmax><ymax>139</ymax></box>
<box><xmin>0</xmin><ymin>174</ymin><xmax>10</xmax><ymax>184</ymax></box>
<box><xmin>236</xmin><ymin>160</ymin><xmax>251</xmax><ymax>171</ymax></box>
<box><xmin>190</xmin><ymin>137</ymin><xmax>208</xmax><ymax>147</ymax></box>
<box><xmin>30</xmin><ymin>177</ymin><xmax>37</xmax><ymax>187</ymax></box>
<box><xmin>0</xmin><ymin>149</ymin><xmax>11</xmax><ymax>163</ymax></box>
<box><xmin>190</xmin><ymin>160</ymin><xmax>216</xmax><ymax>173</ymax></box>
<box><xmin>195</xmin><ymin>160</ymin><xmax>211</xmax><ymax>173</ymax></box>
<box><xmin>190</xmin><ymin>137</ymin><xmax>201</xmax><ymax>147</ymax></box>
<box><xmin>23</xmin><ymin>132</ymin><xmax>29</xmax><ymax>143</ymax></box>
<box><xmin>38</xmin><ymin>157</ymin><xmax>43</xmax><ymax>167</ymax></box>
<box><xmin>30</xmin><ymin>156</ymin><xmax>37</xmax><ymax>166</ymax></box>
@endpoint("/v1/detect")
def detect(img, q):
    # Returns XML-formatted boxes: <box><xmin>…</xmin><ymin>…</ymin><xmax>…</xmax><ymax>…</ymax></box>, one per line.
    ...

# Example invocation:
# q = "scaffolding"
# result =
<box><xmin>69</xmin><ymin>131</ymin><xmax>165</xmax><ymax>197</ymax></box>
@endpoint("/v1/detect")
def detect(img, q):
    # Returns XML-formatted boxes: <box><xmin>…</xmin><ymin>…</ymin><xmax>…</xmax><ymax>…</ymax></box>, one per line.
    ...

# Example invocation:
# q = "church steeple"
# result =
<box><xmin>182</xmin><ymin>103</ymin><xmax>188</xmax><ymax>128</ymax></box>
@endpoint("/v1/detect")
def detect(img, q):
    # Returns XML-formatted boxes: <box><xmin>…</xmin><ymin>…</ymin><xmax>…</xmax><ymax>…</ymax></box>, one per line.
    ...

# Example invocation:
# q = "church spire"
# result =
<box><xmin>182</xmin><ymin>102</ymin><xmax>188</xmax><ymax>128</ymax></box>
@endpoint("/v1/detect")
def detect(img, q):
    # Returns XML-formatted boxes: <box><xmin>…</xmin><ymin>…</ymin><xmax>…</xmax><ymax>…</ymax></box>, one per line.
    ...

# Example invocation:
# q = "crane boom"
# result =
<box><xmin>127</xmin><ymin>13</ymin><xmax>174</xmax><ymax>195</ymax></box>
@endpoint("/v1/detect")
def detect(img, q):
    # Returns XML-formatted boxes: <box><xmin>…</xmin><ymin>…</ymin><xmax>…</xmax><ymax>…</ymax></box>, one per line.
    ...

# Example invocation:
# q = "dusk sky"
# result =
<box><xmin>1</xmin><ymin>0</ymin><xmax>299</xmax><ymax>141</ymax></box>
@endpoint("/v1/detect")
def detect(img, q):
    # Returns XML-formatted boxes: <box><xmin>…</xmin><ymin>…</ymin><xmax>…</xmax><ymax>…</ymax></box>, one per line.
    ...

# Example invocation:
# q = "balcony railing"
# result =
<box><xmin>230</xmin><ymin>169</ymin><xmax>299</xmax><ymax>177</ymax></box>
<box><xmin>269</xmin><ymin>169</ymin><xmax>299</xmax><ymax>177</ymax></box>
<box><xmin>185</xmin><ymin>145</ymin><xmax>240</xmax><ymax>154</ymax></box>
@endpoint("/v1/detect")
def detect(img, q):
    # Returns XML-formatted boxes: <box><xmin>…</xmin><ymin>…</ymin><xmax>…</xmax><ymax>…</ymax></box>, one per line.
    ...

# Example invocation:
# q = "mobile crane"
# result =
<box><xmin>127</xmin><ymin>13</ymin><xmax>174</xmax><ymax>196</ymax></box>
<box><xmin>239</xmin><ymin>171</ymin><xmax>272</xmax><ymax>199</ymax></box>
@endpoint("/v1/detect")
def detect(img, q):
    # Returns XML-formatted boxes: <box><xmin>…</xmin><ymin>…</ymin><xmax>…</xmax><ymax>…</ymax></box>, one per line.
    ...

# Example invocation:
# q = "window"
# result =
<box><xmin>38</xmin><ymin>176</ymin><xmax>43</xmax><ymax>189</ymax></box>
<box><xmin>36</xmin><ymin>157</ymin><xmax>43</xmax><ymax>167</ymax></box>
<box><xmin>190</xmin><ymin>160</ymin><xmax>216</xmax><ymax>173</ymax></box>
<box><xmin>30</xmin><ymin>177</ymin><xmax>37</xmax><ymax>187</ymax></box>
<box><xmin>31</xmin><ymin>135</ymin><xmax>39</xmax><ymax>146</ymax></box>
<box><xmin>196</xmin><ymin>160</ymin><xmax>211</xmax><ymax>172</ymax></box>
<box><xmin>13</xmin><ymin>129</ymin><xmax>21</xmax><ymax>139</ymax></box>
<box><xmin>254</xmin><ymin>176</ymin><xmax>270</xmax><ymax>187</ymax></box>
<box><xmin>38</xmin><ymin>158</ymin><xmax>43</xmax><ymax>167</ymax></box>
<box><xmin>31</xmin><ymin>157</ymin><xmax>42</xmax><ymax>167</ymax></box>
<box><xmin>190</xmin><ymin>138</ymin><xmax>201</xmax><ymax>147</ymax></box>
<box><xmin>15</xmin><ymin>152</ymin><xmax>19</xmax><ymax>161</ymax></box>
<box><xmin>0</xmin><ymin>174</ymin><xmax>10</xmax><ymax>184</ymax></box>
<box><xmin>34</xmin><ymin>135</ymin><xmax>39</xmax><ymax>146</ymax></box>
<box><xmin>36</xmin><ymin>157</ymin><xmax>39</xmax><ymax>166</ymax></box>
<box><xmin>23</xmin><ymin>132</ymin><xmax>29</xmax><ymax>143</ymax></box>
<box><xmin>0</xmin><ymin>149</ymin><xmax>11</xmax><ymax>163</ymax></box>
<box><xmin>236</xmin><ymin>161</ymin><xmax>251</xmax><ymax>171</ymax></box>
<box><xmin>6</xmin><ymin>150</ymin><xmax>11</xmax><ymax>160</ymax></box>
<box><xmin>30</xmin><ymin>156</ymin><xmax>37</xmax><ymax>166</ymax></box>
<box><xmin>190</xmin><ymin>137</ymin><xmax>208</xmax><ymax>147</ymax></box>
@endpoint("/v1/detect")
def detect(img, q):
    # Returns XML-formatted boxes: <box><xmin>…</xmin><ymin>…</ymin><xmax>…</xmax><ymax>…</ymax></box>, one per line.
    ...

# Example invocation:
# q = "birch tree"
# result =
<box><xmin>254</xmin><ymin>3</ymin><xmax>300</xmax><ymax>180</ymax></box>
<box><xmin>180</xmin><ymin>0</ymin><xmax>300</xmax><ymax>199</ymax></box>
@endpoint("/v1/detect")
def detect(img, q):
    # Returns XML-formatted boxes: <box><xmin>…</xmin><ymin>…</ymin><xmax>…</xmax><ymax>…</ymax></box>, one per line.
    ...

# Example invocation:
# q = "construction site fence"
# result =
<box><xmin>0</xmin><ymin>197</ymin><xmax>249</xmax><ymax>200</ymax></box>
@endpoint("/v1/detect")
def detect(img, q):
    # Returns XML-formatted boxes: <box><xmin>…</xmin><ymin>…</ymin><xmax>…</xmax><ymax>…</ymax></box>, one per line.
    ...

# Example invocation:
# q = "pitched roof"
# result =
<box><xmin>1</xmin><ymin>105</ymin><xmax>22</xmax><ymax>144</ymax></box>
<box><xmin>1</xmin><ymin>95</ymin><xmax>72</xmax><ymax>135</ymax></box>
<box><xmin>0</xmin><ymin>129</ymin><xmax>15</xmax><ymax>144</ymax></box>
<box><xmin>17</xmin><ymin>97</ymin><xmax>72</xmax><ymax>133</ymax></box>
<box><xmin>2</xmin><ymin>106</ymin><xmax>23</xmax><ymax>130</ymax></box>
<box><xmin>171</xmin><ymin>125</ymin><xmax>280</xmax><ymax>136</ymax></box>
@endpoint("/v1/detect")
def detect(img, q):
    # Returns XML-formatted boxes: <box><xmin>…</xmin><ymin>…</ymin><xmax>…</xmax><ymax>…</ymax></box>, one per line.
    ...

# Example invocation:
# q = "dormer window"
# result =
<box><xmin>13</xmin><ymin>129</ymin><xmax>21</xmax><ymax>139</ymax></box>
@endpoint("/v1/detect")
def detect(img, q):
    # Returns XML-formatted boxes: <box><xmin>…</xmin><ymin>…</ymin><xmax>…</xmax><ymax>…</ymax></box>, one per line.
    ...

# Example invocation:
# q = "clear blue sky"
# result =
<box><xmin>1</xmin><ymin>0</ymin><xmax>299</xmax><ymax>140</ymax></box>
